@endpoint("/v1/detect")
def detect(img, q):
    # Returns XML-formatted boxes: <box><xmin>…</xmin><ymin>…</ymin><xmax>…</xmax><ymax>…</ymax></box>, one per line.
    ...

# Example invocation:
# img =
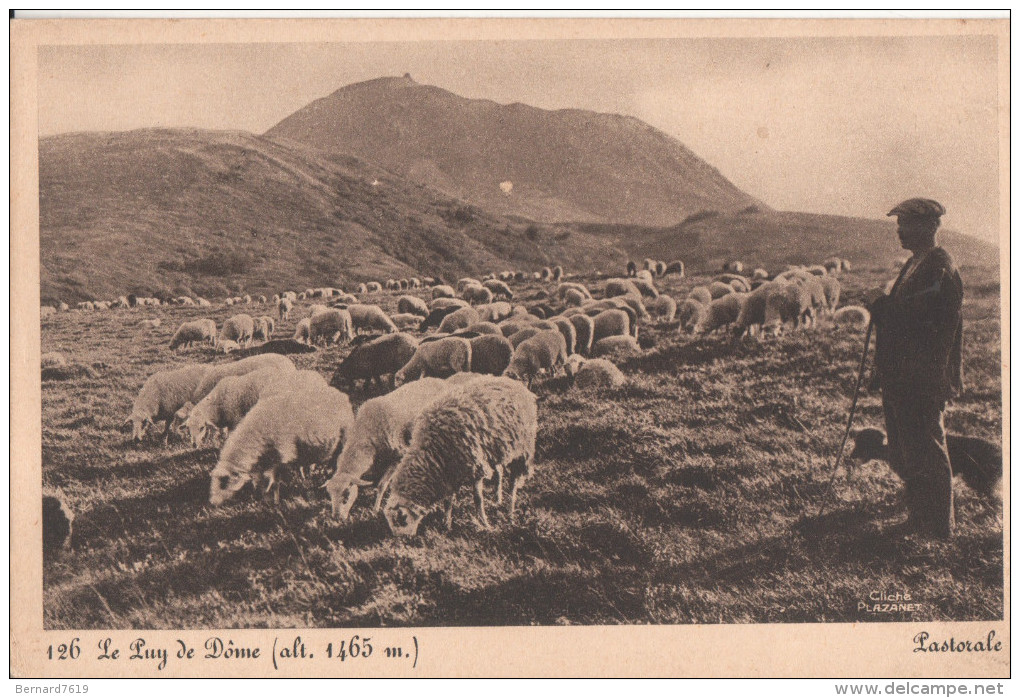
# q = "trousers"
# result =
<box><xmin>882</xmin><ymin>391</ymin><xmax>955</xmax><ymax>538</ymax></box>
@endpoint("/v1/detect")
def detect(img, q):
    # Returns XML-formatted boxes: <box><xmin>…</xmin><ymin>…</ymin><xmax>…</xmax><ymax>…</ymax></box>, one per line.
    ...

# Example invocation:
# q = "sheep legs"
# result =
<box><xmin>443</xmin><ymin>496</ymin><xmax>455</xmax><ymax>531</ymax></box>
<box><xmin>473</xmin><ymin>478</ymin><xmax>491</xmax><ymax>529</ymax></box>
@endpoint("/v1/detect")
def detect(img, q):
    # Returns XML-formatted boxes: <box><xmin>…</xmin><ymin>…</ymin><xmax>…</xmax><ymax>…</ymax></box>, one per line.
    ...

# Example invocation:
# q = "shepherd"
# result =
<box><xmin>869</xmin><ymin>198</ymin><xmax>964</xmax><ymax>539</ymax></box>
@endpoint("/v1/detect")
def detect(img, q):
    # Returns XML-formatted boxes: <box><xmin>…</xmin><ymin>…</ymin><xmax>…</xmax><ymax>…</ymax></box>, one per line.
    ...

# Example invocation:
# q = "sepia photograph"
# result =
<box><xmin>11</xmin><ymin>15</ymin><xmax>1008</xmax><ymax>678</ymax></box>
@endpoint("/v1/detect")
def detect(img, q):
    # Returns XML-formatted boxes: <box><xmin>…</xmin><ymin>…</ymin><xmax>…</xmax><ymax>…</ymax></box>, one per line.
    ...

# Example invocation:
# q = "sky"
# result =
<box><xmin>38</xmin><ymin>36</ymin><xmax>1001</xmax><ymax>244</ymax></box>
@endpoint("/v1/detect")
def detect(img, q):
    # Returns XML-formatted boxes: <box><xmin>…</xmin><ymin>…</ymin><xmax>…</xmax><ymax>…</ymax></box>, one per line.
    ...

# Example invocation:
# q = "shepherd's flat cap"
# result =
<box><xmin>887</xmin><ymin>198</ymin><xmax>946</xmax><ymax>219</ymax></box>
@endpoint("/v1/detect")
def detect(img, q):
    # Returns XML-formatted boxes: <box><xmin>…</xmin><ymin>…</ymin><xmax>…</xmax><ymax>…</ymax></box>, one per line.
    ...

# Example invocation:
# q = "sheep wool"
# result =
<box><xmin>210</xmin><ymin>386</ymin><xmax>354</xmax><ymax>506</ymax></box>
<box><xmin>383</xmin><ymin>376</ymin><xmax>537</xmax><ymax>535</ymax></box>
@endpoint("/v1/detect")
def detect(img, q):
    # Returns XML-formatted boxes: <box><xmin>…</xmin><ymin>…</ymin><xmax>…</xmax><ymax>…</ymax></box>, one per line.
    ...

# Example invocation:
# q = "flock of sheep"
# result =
<box><xmin>43</xmin><ymin>255</ymin><xmax>874</xmax><ymax>547</ymax></box>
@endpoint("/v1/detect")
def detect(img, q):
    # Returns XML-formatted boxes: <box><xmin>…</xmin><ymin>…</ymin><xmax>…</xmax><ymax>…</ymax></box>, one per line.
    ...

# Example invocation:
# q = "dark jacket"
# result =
<box><xmin>872</xmin><ymin>246</ymin><xmax>964</xmax><ymax>401</ymax></box>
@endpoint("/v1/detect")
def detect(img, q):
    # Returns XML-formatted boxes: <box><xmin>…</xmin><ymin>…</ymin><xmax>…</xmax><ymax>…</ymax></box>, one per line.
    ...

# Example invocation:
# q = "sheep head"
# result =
<box><xmin>383</xmin><ymin>496</ymin><xmax>428</xmax><ymax>536</ymax></box>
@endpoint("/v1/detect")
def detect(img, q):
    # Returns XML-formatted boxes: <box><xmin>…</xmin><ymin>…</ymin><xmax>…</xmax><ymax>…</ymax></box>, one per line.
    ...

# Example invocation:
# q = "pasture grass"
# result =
<box><xmin>41</xmin><ymin>265</ymin><xmax>1003</xmax><ymax>628</ymax></box>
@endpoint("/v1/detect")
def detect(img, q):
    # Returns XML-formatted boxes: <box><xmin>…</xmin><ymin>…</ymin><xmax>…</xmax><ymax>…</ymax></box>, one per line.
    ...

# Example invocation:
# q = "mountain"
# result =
<box><xmin>38</xmin><ymin>129</ymin><xmax>624</xmax><ymax>303</ymax></box>
<box><xmin>571</xmin><ymin>209</ymin><xmax>999</xmax><ymax>273</ymax></box>
<box><xmin>264</xmin><ymin>75</ymin><xmax>762</xmax><ymax>227</ymax></box>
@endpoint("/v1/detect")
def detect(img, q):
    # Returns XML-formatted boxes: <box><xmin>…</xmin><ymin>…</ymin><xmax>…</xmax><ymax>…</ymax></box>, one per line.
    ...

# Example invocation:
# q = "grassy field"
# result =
<box><xmin>41</xmin><ymin>262</ymin><xmax>1003</xmax><ymax>628</ymax></box>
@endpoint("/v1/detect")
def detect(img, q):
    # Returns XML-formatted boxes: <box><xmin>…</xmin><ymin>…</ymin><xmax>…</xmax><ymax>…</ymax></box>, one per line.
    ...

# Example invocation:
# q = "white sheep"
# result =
<box><xmin>182</xmin><ymin>364</ymin><xmax>298</xmax><ymax>447</ymax></box>
<box><xmin>564</xmin><ymin>288</ymin><xmax>587</xmax><ymax>307</ymax></box>
<box><xmin>365</xmin><ymin>281</ymin><xmax>383</xmax><ymax>293</ymax></box>
<box><xmin>293</xmin><ymin>318</ymin><xmax>311</xmax><ymax>344</ymax></box>
<box><xmin>696</xmin><ymin>293</ymin><xmax>744</xmax><ymax>334</ymax></box>
<box><xmin>192</xmin><ymin>353</ymin><xmax>296</xmax><ymax>403</ymax></box>
<box><xmin>215</xmin><ymin>339</ymin><xmax>241</xmax><ymax>354</ymax></box>
<box><xmin>395</xmin><ymin>336</ymin><xmax>472</xmax><ymax>386</ymax></box>
<box><xmin>397</xmin><ymin>295</ymin><xmax>429</xmax><ymax>317</ymax></box>
<box><xmin>591</xmin><ymin>309</ymin><xmax>631</xmax><ymax>344</ymax></box>
<box><xmin>221</xmin><ymin>314</ymin><xmax>255</xmax><ymax>347</ymax></box>
<box><xmin>651</xmin><ymin>295</ymin><xmax>677</xmax><ymax>322</ymax></box>
<box><xmin>169</xmin><ymin>319</ymin><xmax>217</xmax><ymax>350</ymax></box>
<box><xmin>348</xmin><ymin>304</ymin><xmax>398</xmax><ymax>335</ymax></box>
<box><xmin>469</xmin><ymin>334</ymin><xmax>514</xmax><ymax>376</ymax></box>
<box><xmin>209</xmin><ymin>386</ymin><xmax>355</xmax><ymax>506</ymax></box>
<box><xmin>604</xmin><ymin>278</ymin><xmax>640</xmax><ymax>299</ymax></box>
<box><xmin>431</xmin><ymin>284</ymin><xmax>456</xmax><ymax>299</ymax></box>
<box><xmin>325</xmin><ymin>377</ymin><xmax>456</xmax><ymax>520</ymax></box>
<box><xmin>382</xmin><ymin>376</ymin><xmax>537</xmax><ymax>534</ymax></box>
<box><xmin>574</xmin><ymin>357</ymin><xmax>627</xmax><ymax>389</ymax></box>
<box><xmin>309</xmin><ymin>308</ymin><xmax>354</xmax><ymax>346</ymax></box>
<box><xmin>126</xmin><ymin>363</ymin><xmax>210</xmax><ymax>442</ymax></box>
<box><xmin>688</xmin><ymin>286</ymin><xmax>713</xmax><ymax>306</ymax></box>
<box><xmin>482</xmin><ymin>279</ymin><xmax>513</xmax><ymax>300</ymax></box>
<box><xmin>438</xmin><ymin>306</ymin><xmax>480</xmax><ymax>334</ymax></box>
<box><xmin>568</xmin><ymin>313</ymin><xmax>595</xmax><ymax>356</ymax></box>
<box><xmin>504</xmin><ymin>329</ymin><xmax>567</xmax><ymax>387</ymax></box>
<box><xmin>463</xmin><ymin>285</ymin><xmax>494</xmax><ymax>305</ymax></box>
<box><xmin>391</xmin><ymin>313</ymin><xmax>425</xmax><ymax>330</ymax></box>
<box><xmin>592</xmin><ymin>334</ymin><xmax>641</xmax><ymax>358</ymax></box>
<box><xmin>476</xmin><ymin>301</ymin><xmax>513</xmax><ymax>323</ymax></box>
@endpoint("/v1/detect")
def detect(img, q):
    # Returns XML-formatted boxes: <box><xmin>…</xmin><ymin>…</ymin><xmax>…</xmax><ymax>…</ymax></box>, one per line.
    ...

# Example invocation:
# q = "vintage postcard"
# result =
<box><xmin>10</xmin><ymin>16</ymin><xmax>1009</xmax><ymax>678</ymax></box>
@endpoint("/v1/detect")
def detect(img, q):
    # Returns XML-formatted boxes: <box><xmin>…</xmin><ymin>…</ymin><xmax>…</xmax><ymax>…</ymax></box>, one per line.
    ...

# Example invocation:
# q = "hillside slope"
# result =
<box><xmin>571</xmin><ymin>209</ymin><xmax>999</xmax><ymax>274</ymax></box>
<box><xmin>39</xmin><ymin>129</ymin><xmax>624</xmax><ymax>303</ymax></box>
<box><xmin>265</xmin><ymin>75</ymin><xmax>762</xmax><ymax>227</ymax></box>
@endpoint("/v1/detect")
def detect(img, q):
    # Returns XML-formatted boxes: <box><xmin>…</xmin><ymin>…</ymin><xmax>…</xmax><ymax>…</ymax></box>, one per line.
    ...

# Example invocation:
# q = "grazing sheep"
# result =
<box><xmin>438</xmin><ymin>306</ymin><xmax>481</xmax><ymax>334</ymax></box>
<box><xmin>499</xmin><ymin>318</ymin><xmax>536</xmax><ymax>338</ymax></box>
<box><xmin>724</xmin><ymin>261</ymin><xmax>745</xmax><ymax>274</ymax></box>
<box><xmin>626</xmin><ymin>260</ymin><xmax>637</xmax><ymax>277</ymax></box>
<box><xmin>822</xmin><ymin>256</ymin><xmax>843</xmax><ymax>274</ymax></box>
<box><xmin>591</xmin><ymin>309</ymin><xmax>631</xmax><ymax>344</ymax></box>
<box><xmin>348</xmin><ymin>304</ymin><xmax>398</xmax><ymax>335</ymax></box>
<box><xmin>708</xmin><ymin>281</ymin><xmax>735</xmax><ymax>300</ymax></box>
<box><xmin>293</xmin><ymin>318</ymin><xmax>311</xmax><ymax>344</ymax></box>
<box><xmin>432</xmin><ymin>284</ymin><xmax>456</xmax><ymax>299</ymax></box>
<box><xmin>309</xmin><ymin>308</ymin><xmax>354</xmax><ymax>346</ymax></box>
<box><xmin>563</xmin><ymin>288</ymin><xmax>587</xmax><ymax>307</ymax></box>
<box><xmin>330</xmin><ymin>332</ymin><xmax>419</xmax><ymax>391</ymax></box>
<box><xmin>469</xmin><ymin>334</ymin><xmax>514</xmax><ymax>376</ymax></box>
<box><xmin>395</xmin><ymin>336</ymin><xmax>473</xmax><ymax>386</ymax></box>
<box><xmin>849</xmin><ymin>428</ymin><xmax>1001</xmax><ymax>501</ymax></box>
<box><xmin>392</xmin><ymin>297</ymin><xmax>425</xmax><ymax>319</ymax></box>
<box><xmin>676</xmin><ymin>299</ymin><xmax>708</xmax><ymax>333</ymax></box>
<box><xmin>688</xmin><ymin>286</ymin><xmax>713</xmax><ymax>307</ymax></box>
<box><xmin>504</xmin><ymin>329</ymin><xmax>568</xmax><ymax>386</ymax></box>
<box><xmin>457</xmin><ymin>278</ymin><xmax>482</xmax><ymax>292</ymax></box>
<box><xmin>58</xmin><ymin>302</ymin><xmax>69</xmax><ymax>312</ymax></box>
<box><xmin>127</xmin><ymin>364</ymin><xmax>210</xmax><ymax>442</ymax></box>
<box><xmin>420</xmin><ymin>305</ymin><xmax>463</xmax><ymax>332</ymax></box>
<box><xmin>567</xmin><ymin>313</ymin><xmax>595</xmax><ymax>356</ymax></box>
<box><xmin>366</xmin><ymin>281</ymin><xmax>383</xmax><ymax>293</ymax></box>
<box><xmin>242</xmin><ymin>294</ymin><xmax>252</xmax><ymax>305</ymax></box>
<box><xmin>391</xmin><ymin>313</ymin><xmax>425</xmax><ymax>330</ymax></box>
<box><xmin>355</xmin><ymin>283</ymin><xmax>368</xmax><ymax>295</ymax></box>
<box><xmin>463</xmin><ymin>285</ymin><xmax>494</xmax><ymax>305</ymax></box>
<box><xmin>464</xmin><ymin>321</ymin><xmax>503</xmax><ymax>336</ymax></box>
<box><xmin>752</xmin><ymin>268</ymin><xmax>770</xmax><ymax>281</ymax></box>
<box><xmin>732</xmin><ymin>282</ymin><xmax>779</xmax><ymax>337</ymax></box>
<box><xmin>430</xmin><ymin>297</ymin><xmax>469</xmax><ymax>311</ymax></box>
<box><xmin>651</xmin><ymin>295</ymin><xmax>677</xmax><ymax>322</ymax></box>
<box><xmin>192</xmin><ymin>353</ymin><xmax>296</xmax><ymax>404</ymax></box>
<box><xmin>635</xmin><ymin>269</ymin><xmax>654</xmax><ymax>284</ymax></box>
<box><xmin>551</xmin><ymin>265</ymin><xmax>564</xmax><ymax>281</ymax></box>
<box><xmin>554</xmin><ymin>282</ymin><xmax>591</xmax><ymax>301</ymax></box>
<box><xmin>574</xmin><ymin>357</ymin><xmax>627</xmax><ymax>389</ymax></box>
<box><xmin>308</xmin><ymin>303</ymin><xmax>329</xmax><ymax>319</ymax></box>
<box><xmin>832</xmin><ymin>305</ymin><xmax>871</xmax><ymax>328</ymax></box>
<box><xmin>550</xmin><ymin>317</ymin><xmax>578</xmax><ymax>355</ymax></box>
<box><xmin>222</xmin><ymin>314</ymin><xmax>256</xmax><ymax>347</ymax></box>
<box><xmin>325</xmin><ymin>377</ymin><xmax>459</xmax><ymax>519</ymax></box>
<box><xmin>252</xmin><ymin>316</ymin><xmax>275</xmax><ymax>343</ymax></box>
<box><xmin>196</xmin><ymin>297</ymin><xmax>212</xmax><ymax>307</ymax></box>
<box><xmin>654</xmin><ymin>261</ymin><xmax>667</xmax><ymax>277</ymax></box>
<box><xmin>475</xmin><ymin>301</ymin><xmax>513</xmax><ymax>323</ymax></box>
<box><xmin>216</xmin><ymin>339</ymin><xmax>241</xmax><ymax>354</ymax></box>
<box><xmin>665</xmin><ymin>260</ymin><xmax>686</xmax><ymax>277</ymax></box>
<box><xmin>610</xmin><ymin>294</ymin><xmax>650</xmax><ymax>324</ymax></box>
<box><xmin>593</xmin><ymin>334</ymin><xmax>640</xmax><ymax>358</ymax></box>
<box><xmin>382</xmin><ymin>376</ymin><xmax>537</xmax><ymax>534</ymax></box>
<box><xmin>604</xmin><ymin>278</ymin><xmax>640</xmax><ymax>299</ymax></box>
<box><xmin>43</xmin><ymin>494</ymin><xmax>73</xmax><ymax>557</ymax></box>
<box><xmin>483</xmin><ymin>279</ymin><xmax>514</xmax><ymax>300</ymax></box>
<box><xmin>239</xmin><ymin>338</ymin><xmax>318</xmax><ymax>356</ymax></box>
<box><xmin>209</xmin><ymin>387</ymin><xmax>355</xmax><ymax>506</ymax></box>
<box><xmin>764</xmin><ymin>282</ymin><xmax>812</xmax><ymax>333</ymax></box>
<box><xmin>841</xmin><ymin>258</ymin><xmax>853</xmax><ymax>273</ymax></box>
<box><xmin>696</xmin><ymin>293</ymin><xmax>744</xmax><ymax>334</ymax></box>
<box><xmin>277</xmin><ymin>297</ymin><xmax>293</xmax><ymax>320</ymax></box>
<box><xmin>182</xmin><ymin>365</ymin><xmax>298</xmax><ymax>447</ymax></box>
<box><xmin>819</xmin><ymin>275</ymin><xmax>842</xmax><ymax>314</ymax></box>
<box><xmin>508</xmin><ymin>327</ymin><xmax>542</xmax><ymax>349</ymax></box>
<box><xmin>529</xmin><ymin>303</ymin><xmax>557</xmax><ymax>319</ymax></box>
<box><xmin>630</xmin><ymin>277</ymin><xmax>659</xmax><ymax>299</ymax></box>
<box><xmin>540</xmin><ymin>267</ymin><xmax>552</xmax><ymax>281</ymax></box>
